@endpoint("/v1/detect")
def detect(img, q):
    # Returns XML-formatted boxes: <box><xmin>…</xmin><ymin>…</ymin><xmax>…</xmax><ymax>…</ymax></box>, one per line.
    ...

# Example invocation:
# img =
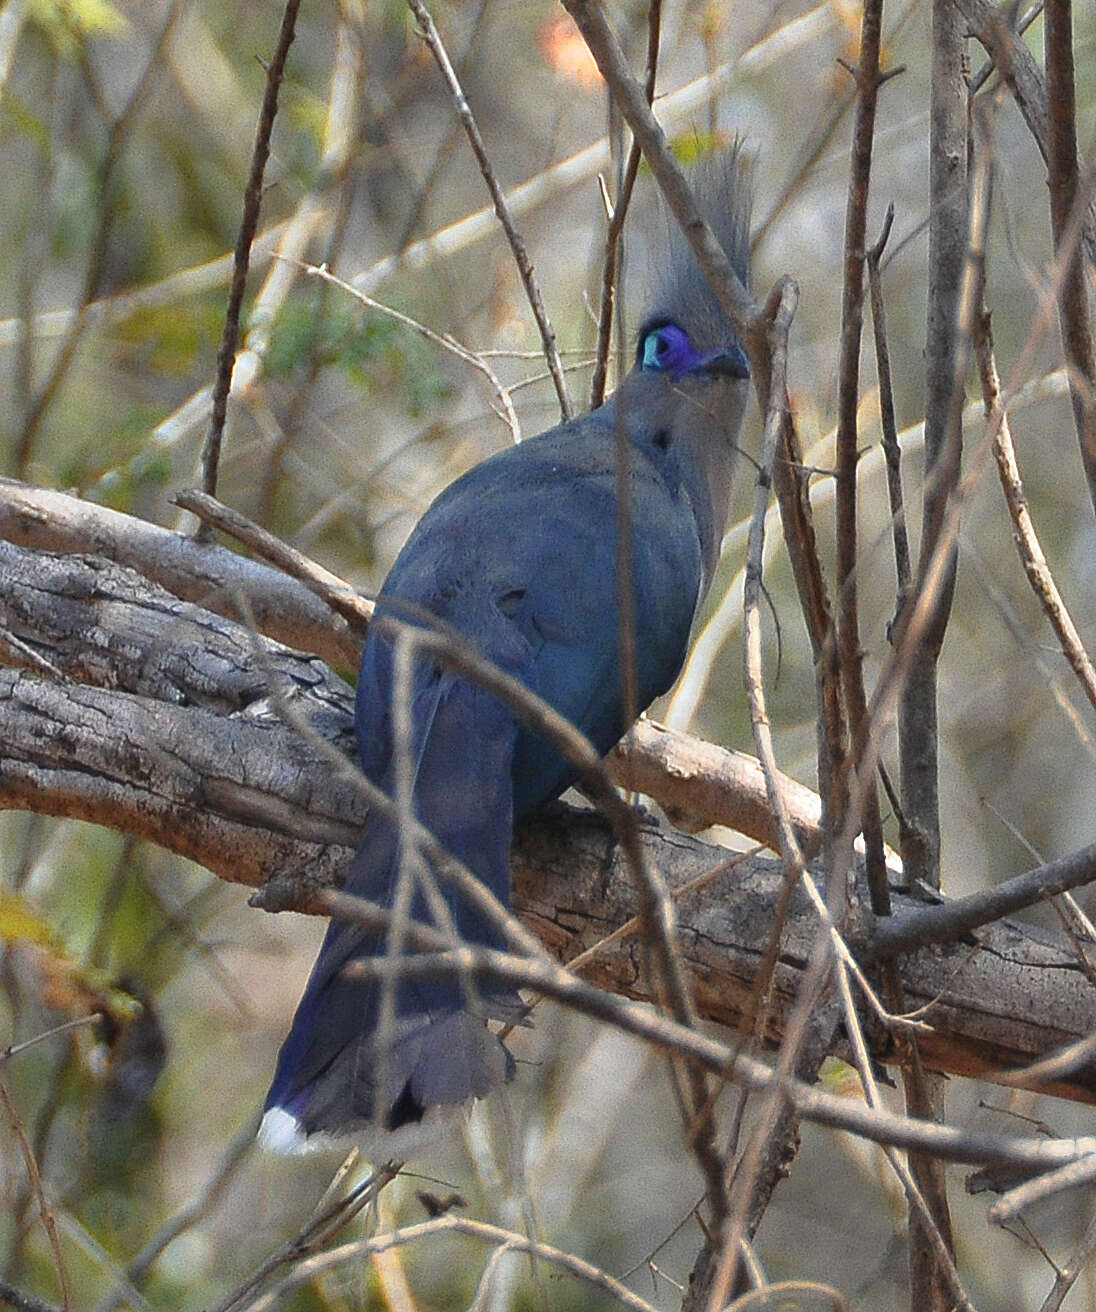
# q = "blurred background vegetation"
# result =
<box><xmin>1</xmin><ymin>0</ymin><xmax>1095</xmax><ymax>1307</ymax></box>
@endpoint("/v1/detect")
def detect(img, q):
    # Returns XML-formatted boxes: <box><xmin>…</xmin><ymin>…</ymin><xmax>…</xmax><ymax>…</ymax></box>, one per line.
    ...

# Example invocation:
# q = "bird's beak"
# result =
<box><xmin>692</xmin><ymin>344</ymin><xmax>749</xmax><ymax>381</ymax></box>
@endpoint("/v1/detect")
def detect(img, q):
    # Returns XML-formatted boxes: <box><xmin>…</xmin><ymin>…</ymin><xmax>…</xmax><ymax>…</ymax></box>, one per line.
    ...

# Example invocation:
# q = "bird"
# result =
<box><xmin>260</xmin><ymin>154</ymin><xmax>751</xmax><ymax>1157</ymax></box>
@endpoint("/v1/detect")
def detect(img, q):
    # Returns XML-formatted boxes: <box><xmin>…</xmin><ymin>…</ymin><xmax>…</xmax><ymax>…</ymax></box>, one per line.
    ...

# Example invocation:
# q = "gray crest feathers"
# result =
<box><xmin>642</xmin><ymin>147</ymin><xmax>751</xmax><ymax>355</ymax></box>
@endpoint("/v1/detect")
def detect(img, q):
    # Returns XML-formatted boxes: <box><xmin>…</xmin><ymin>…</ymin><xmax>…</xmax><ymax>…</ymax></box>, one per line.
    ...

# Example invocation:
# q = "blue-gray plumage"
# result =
<box><xmin>260</xmin><ymin>158</ymin><xmax>751</xmax><ymax>1155</ymax></box>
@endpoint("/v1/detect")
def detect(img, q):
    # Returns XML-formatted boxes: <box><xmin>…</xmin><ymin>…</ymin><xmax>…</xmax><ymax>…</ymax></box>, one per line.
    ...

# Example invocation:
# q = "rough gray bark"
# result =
<box><xmin>0</xmin><ymin>477</ymin><xmax>359</xmax><ymax>668</ymax></box>
<box><xmin>2</xmin><ymin>540</ymin><xmax>1096</xmax><ymax>1104</ymax></box>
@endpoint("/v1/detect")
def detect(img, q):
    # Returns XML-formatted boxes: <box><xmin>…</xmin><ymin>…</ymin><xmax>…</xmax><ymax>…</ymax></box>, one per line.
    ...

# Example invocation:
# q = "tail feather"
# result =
<box><xmin>260</xmin><ymin>1010</ymin><xmax>515</xmax><ymax>1156</ymax></box>
<box><xmin>261</xmin><ymin>662</ymin><xmax>524</xmax><ymax>1154</ymax></box>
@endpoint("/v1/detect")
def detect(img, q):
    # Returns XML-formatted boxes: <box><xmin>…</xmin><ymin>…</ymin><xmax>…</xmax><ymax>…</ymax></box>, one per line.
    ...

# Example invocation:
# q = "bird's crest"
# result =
<box><xmin>641</xmin><ymin>146</ymin><xmax>751</xmax><ymax>356</ymax></box>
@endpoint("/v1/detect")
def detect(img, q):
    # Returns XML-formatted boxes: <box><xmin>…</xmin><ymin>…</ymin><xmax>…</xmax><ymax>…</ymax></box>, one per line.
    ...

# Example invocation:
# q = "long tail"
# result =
<box><xmin>260</xmin><ymin>663</ymin><xmax>522</xmax><ymax>1155</ymax></box>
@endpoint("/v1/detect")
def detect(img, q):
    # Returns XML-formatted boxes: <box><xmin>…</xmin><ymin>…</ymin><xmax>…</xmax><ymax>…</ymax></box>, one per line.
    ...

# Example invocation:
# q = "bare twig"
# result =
<box><xmin>0</xmin><ymin>1079</ymin><xmax>70</xmax><ymax>1311</ymax></box>
<box><xmin>0</xmin><ymin>1016</ymin><xmax>100</xmax><ymax>1063</ymax></box>
<box><xmin>589</xmin><ymin>0</ymin><xmax>662</xmax><ymax>409</ymax></box>
<box><xmin>975</xmin><ymin>308</ymin><xmax>1096</xmax><ymax>713</ymax></box>
<box><xmin>869</xmin><ymin>839</ymin><xmax>1096</xmax><ymax>958</ymax></box>
<box><xmin>833</xmin><ymin>0</ymin><xmax>890</xmax><ymax>913</ymax></box>
<box><xmin>702</xmin><ymin>279</ymin><xmax>842</xmax><ymax>1310</ymax></box>
<box><xmin>292</xmin><ymin>257</ymin><xmax>521</xmax><ymax>441</ymax></box>
<box><xmin>171</xmin><ymin>488</ymin><xmax>373</xmax><ymax>632</ymax></box>
<box><xmin>989</xmin><ymin>1154</ymin><xmax>1096</xmax><ymax>1224</ymax></box>
<box><xmin>892</xmin><ymin>13</ymin><xmax>972</xmax><ymax>1291</ymax></box>
<box><xmin>232</xmin><ymin>1214</ymin><xmax>661</xmax><ymax>1312</ymax></box>
<box><xmin>1043</xmin><ymin>0</ymin><xmax>1096</xmax><ymax>518</ymax></box>
<box><xmin>742</xmin><ymin>281</ymin><xmax>808</xmax><ymax>881</ymax></box>
<box><xmin>829</xmin><ymin>941</ymin><xmax>974</xmax><ymax>1312</ymax></box>
<box><xmin>198</xmin><ymin>0</ymin><xmax>301</xmax><ymax>506</ymax></box>
<box><xmin>405</xmin><ymin>0</ymin><xmax>572</xmax><ymax>421</ymax></box>
<box><xmin>900</xmin><ymin>0</ymin><xmax>968</xmax><ymax>889</ymax></box>
<box><xmin>1037</xmin><ymin>1201</ymin><xmax>1096</xmax><ymax>1312</ymax></box>
<box><xmin>867</xmin><ymin>205</ymin><xmax>913</xmax><ymax>615</ymax></box>
<box><xmin>210</xmin><ymin>1162</ymin><xmax>402</xmax><ymax>1312</ymax></box>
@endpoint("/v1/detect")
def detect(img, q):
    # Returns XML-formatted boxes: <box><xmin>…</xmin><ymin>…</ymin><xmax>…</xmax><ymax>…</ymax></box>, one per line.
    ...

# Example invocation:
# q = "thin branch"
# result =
<box><xmin>232</xmin><ymin>1214</ymin><xmax>661</xmax><ymax>1312</ymax></box>
<box><xmin>867</xmin><ymin>205</ymin><xmax>913</xmax><ymax>617</ymax></box>
<box><xmin>872</xmin><ymin>19</ymin><xmax>965</xmax><ymax>1294</ymax></box>
<box><xmin>171</xmin><ymin>488</ymin><xmax>373</xmax><ymax>632</ymax></box>
<box><xmin>741</xmin><ymin>280</ymin><xmax>809</xmax><ymax>899</ymax></box>
<box><xmin>833</xmin><ymin>0</ymin><xmax>890</xmax><ymax>912</ymax></box>
<box><xmin>0</xmin><ymin>1079</ymin><xmax>70</xmax><ymax>1311</ymax></box>
<box><xmin>405</xmin><ymin>0</ymin><xmax>572</xmax><ymax>421</ymax></box>
<box><xmin>693</xmin><ymin>274</ymin><xmax>813</xmax><ymax>1301</ymax></box>
<box><xmin>869</xmin><ymin>839</ymin><xmax>1096</xmax><ymax>958</ymax></box>
<box><xmin>706</xmin><ymin>279</ymin><xmax>834</xmax><ymax>1309</ymax></box>
<box><xmin>198</xmin><ymin>0</ymin><xmax>301</xmax><ymax>505</ymax></box>
<box><xmin>989</xmin><ymin>1154</ymin><xmax>1096</xmax><ymax>1224</ymax></box>
<box><xmin>899</xmin><ymin>0</ymin><xmax>969</xmax><ymax>890</ymax></box>
<box><xmin>829</xmin><ymin>943</ymin><xmax>974</xmax><ymax>1312</ymax></box>
<box><xmin>1043</xmin><ymin>0</ymin><xmax>1096</xmax><ymax>518</ymax></box>
<box><xmin>0</xmin><ymin>1017</ymin><xmax>101</xmax><ymax>1064</ymax></box>
<box><xmin>1037</xmin><ymin>1202</ymin><xmax>1096</xmax><ymax>1312</ymax></box>
<box><xmin>292</xmin><ymin>257</ymin><xmax>521</xmax><ymax>441</ymax></box>
<box><xmin>589</xmin><ymin>0</ymin><xmax>662</xmax><ymax>409</ymax></box>
<box><xmin>209</xmin><ymin>1162</ymin><xmax>402</xmax><ymax>1312</ymax></box>
<box><xmin>975</xmin><ymin>307</ymin><xmax>1096</xmax><ymax>714</ymax></box>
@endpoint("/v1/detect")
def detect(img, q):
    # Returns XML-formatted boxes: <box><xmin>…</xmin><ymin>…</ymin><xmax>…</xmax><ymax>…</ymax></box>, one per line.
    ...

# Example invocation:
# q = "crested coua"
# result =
<box><xmin>261</xmin><ymin>156</ymin><xmax>751</xmax><ymax>1156</ymax></box>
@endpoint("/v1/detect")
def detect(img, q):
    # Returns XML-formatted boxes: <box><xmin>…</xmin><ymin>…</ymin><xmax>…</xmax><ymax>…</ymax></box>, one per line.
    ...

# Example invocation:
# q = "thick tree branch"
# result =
<box><xmin>2</xmin><ymin>541</ymin><xmax>1096</xmax><ymax>1105</ymax></box>
<box><xmin>0</xmin><ymin>480</ymin><xmax>827</xmax><ymax>849</ymax></box>
<box><xmin>0</xmin><ymin>479</ymin><xmax>359</xmax><ymax>669</ymax></box>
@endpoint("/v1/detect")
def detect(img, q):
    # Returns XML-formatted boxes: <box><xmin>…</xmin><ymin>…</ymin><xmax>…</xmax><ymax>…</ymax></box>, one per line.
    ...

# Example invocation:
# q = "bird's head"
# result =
<box><xmin>614</xmin><ymin>150</ymin><xmax>753</xmax><ymax>585</ymax></box>
<box><xmin>619</xmin><ymin>148</ymin><xmax>752</xmax><ymax>413</ymax></box>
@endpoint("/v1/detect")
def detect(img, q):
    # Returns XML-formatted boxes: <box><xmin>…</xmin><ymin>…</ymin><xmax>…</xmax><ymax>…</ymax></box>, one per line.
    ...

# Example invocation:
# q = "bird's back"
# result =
<box><xmin>361</xmin><ymin>400</ymin><xmax>706</xmax><ymax>814</ymax></box>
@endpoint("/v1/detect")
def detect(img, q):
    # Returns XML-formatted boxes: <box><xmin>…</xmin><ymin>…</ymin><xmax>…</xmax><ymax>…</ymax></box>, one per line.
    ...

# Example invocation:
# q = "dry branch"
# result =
<box><xmin>0</xmin><ymin>479</ymin><xmax>358</xmax><ymax>669</ymax></box>
<box><xmin>1</xmin><ymin>538</ymin><xmax>1096</xmax><ymax>1104</ymax></box>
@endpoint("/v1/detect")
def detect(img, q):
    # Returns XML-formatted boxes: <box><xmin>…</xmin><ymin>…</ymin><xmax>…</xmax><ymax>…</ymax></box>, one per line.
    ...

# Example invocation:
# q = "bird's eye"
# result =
<box><xmin>641</xmin><ymin>329</ymin><xmax>669</xmax><ymax>370</ymax></box>
<box><xmin>639</xmin><ymin>322</ymin><xmax>692</xmax><ymax>373</ymax></box>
